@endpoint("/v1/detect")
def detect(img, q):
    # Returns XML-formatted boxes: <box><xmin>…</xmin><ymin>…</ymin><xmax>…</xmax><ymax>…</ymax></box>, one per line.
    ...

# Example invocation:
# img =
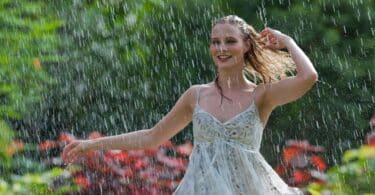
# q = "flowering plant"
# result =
<box><xmin>39</xmin><ymin>132</ymin><xmax>193</xmax><ymax>194</ymax></box>
<box><xmin>275</xmin><ymin>140</ymin><xmax>327</xmax><ymax>187</ymax></box>
<box><xmin>307</xmin><ymin>130</ymin><xmax>375</xmax><ymax>194</ymax></box>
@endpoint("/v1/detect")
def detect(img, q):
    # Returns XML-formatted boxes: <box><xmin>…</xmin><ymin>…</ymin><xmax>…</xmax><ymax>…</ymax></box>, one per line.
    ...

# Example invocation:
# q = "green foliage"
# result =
<box><xmin>0</xmin><ymin>168</ymin><xmax>79</xmax><ymax>195</ymax></box>
<box><xmin>15</xmin><ymin>0</ymin><xmax>374</xmax><ymax>164</ymax></box>
<box><xmin>308</xmin><ymin>145</ymin><xmax>375</xmax><ymax>194</ymax></box>
<box><xmin>0</xmin><ymin>0</ymin><xmax>60</xmax><ymax>127</ymax></box>
<box><xmin>0</xmin><ymin>0</ymin><xmax>373</xmax><ymax>193</ymax></box>
<box><xmin>24</xmin><ymin>0</ymin><xmax>224</xmax><ymax>142</ymax></box>
<box><xmin>0</xmin><ymin>0</ymin><xmax>62</xmax><ymax>186</ymax></box>
<box><xmin>0</xmin><ymin>120</ymin><xmax>13</xmax><ymax>165</ymax></box>
<box><xmin>0</xmin><ymin>0</ymin><xmax>59</xmax><ymax>118</ymax></box>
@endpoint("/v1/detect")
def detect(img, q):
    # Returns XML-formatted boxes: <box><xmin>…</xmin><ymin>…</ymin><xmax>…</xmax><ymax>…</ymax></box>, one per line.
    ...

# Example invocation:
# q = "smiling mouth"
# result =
<box><xmin>217</xmin><ymin>54</ymin><xmax>232</xmax><ymax>61</ymax></box>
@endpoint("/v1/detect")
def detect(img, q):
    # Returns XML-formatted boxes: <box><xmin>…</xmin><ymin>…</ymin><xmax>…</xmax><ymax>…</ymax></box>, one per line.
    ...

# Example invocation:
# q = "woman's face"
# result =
<box><xmin>210</xmin><ymin>23</ymin><xmax>249</xmax><ymax>70</ymax></box>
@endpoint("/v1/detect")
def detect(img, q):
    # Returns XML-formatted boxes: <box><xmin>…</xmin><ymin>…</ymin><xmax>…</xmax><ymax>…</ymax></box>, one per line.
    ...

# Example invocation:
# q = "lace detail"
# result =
<box><xmin>173</xmin><ymin>86</ymin><xmax>303</xmax><ymax>195</ymax></box>
<box><xmin>193</xmin><ymin>101</ymin><xmax>263</xmax><ymax>150</ymax></box>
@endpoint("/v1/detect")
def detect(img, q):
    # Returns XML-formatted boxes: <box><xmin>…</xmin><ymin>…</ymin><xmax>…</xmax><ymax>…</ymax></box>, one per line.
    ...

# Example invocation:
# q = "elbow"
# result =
<box><xmin>309</xmin><ymin>72</ymin><xmax>319</xmax><ymax>83</ymax></box>
<box><xmin>144</xmin><ymin>128</ymin><xmax>159</xmax><ymax>149</ymax></box>
<box><xmin>145</xmin><ymin>127</ymin><xmax>165</xmax><ymax>149</ymax></box>
<box><xmin>301</xmin><ymin>71</ymin><xmax>318</xmax><ymax>85</ymax></box>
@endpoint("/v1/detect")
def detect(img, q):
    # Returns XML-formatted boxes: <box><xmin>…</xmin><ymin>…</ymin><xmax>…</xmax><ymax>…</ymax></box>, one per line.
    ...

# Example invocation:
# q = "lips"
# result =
<box><xmin>217</xmin><ymin>54</ymin><xmax>232</xmax><ymax>61</ymax></box>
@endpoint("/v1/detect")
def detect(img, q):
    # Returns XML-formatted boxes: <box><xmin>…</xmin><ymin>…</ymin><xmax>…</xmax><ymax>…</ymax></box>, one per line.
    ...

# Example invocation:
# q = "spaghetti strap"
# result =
<box><xmin>196</xmin><ymin>86</ymin><xmax>202</xmax><ymax>105</ymax></box>
<box><xmin>251</xmin><ymin>86</ymin><xmax>257</xmax><ymax>102</ymax></box>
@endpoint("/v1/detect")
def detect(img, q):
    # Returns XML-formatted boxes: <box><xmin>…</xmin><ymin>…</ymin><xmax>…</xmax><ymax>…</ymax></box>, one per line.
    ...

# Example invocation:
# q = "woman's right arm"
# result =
<box><xmin>62</xmin><ymin>85</ymin><xmax>198</xmax><ymax>162</ymax></box>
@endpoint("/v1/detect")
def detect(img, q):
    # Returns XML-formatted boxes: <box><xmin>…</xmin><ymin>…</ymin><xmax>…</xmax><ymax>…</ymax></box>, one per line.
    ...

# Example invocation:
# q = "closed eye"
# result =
<box><xmin>226</xmin><ymin>39</ymin><xmax>237</xmax><ymax>44</ymax></box>
<box><xmin>211</xmin><ymin>40</ymin><xmax>220</xmax><ymax>45</ymax></box>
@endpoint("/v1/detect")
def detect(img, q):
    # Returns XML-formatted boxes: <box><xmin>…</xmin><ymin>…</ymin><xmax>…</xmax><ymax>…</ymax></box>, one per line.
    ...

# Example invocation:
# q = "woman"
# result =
<box><xmin>63</xmin><ymin>15</ymin><xmax>317</xmax><ymax>194</ymax></box>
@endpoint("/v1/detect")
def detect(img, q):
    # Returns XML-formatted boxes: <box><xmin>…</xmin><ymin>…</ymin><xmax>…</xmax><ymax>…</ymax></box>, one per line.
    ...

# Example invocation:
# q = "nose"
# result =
<box><xmin>216</xmin><ymin>42</ymin><xmax>227</xmax><ymax>52</ymax></box>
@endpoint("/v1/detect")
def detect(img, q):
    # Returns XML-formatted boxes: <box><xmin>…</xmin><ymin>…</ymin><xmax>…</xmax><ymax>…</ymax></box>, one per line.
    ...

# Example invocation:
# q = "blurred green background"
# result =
<box><xmin>0</xmin><ymin>0</ymin><xmax>374</xmax><ymax>187</ymax></box>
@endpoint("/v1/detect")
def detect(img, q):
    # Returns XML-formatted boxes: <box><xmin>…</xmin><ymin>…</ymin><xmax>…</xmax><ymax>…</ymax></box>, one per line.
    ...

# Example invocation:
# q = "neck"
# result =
<box><xmin>216</xmin><ymin>67</ymin><xmax>248</xmax><ymax>90</ymax></box>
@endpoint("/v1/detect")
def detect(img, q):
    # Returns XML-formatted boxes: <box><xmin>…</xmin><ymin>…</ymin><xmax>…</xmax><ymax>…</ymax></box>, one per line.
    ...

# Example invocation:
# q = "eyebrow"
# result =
<box><xmin>210</xmin><ymin>36</ymin><xmax>237</xmax><ymax>40</ymax></box>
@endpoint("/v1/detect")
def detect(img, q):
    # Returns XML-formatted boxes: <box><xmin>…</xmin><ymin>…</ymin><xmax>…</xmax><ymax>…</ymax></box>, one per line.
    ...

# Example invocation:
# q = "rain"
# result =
<box><xmin>0</xmin><ymin>0</ymin><xmax>374</xmax><ymax>194</ymax></box>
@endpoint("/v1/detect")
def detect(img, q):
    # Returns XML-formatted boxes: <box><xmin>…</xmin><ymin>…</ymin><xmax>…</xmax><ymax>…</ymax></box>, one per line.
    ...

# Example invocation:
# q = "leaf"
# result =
<box><xmin>358</xmin><ymin>146</ymin><xmax>375</xmax><ymax>160</ymax></box>
<box><xmin>342</xmin><ymin>149</ymin><xmax>359</xmax><ymax>163</ymax></box>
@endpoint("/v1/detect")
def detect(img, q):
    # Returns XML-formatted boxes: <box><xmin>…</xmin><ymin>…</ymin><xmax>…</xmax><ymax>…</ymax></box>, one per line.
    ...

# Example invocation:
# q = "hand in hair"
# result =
<box><xmin>259</xmin><ymin>27</ymin><xmax>292</xmax><ymax>50</ymax></box>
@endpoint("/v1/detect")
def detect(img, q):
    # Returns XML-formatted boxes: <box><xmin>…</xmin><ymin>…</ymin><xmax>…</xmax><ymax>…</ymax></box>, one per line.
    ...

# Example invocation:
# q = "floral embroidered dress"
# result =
<box><xmin>173</xmin><ymin>87</ymin><xmax>303</xmax><ymax>195</ymax></box>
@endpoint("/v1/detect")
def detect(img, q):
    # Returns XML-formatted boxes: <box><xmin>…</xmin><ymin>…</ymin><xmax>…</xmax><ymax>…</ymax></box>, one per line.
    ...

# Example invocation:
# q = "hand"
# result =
<box><xmin>259</xmin><ymin>27</ymin><xmax>292</xmax><ymax>50</ymax></box>
<box><xmin>62</xmin><ymin>140</ymin><xmax>90</xmax><ymax>163</ymax></box>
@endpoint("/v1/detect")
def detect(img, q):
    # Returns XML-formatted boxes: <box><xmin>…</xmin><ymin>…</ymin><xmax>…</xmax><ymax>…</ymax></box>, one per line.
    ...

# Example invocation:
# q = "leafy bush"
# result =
<box><xmin>0</xmin><ymin>168</ymin><xmax>78</xmax><ymax>195</ymax></box>
<box><xmin>39</xmin><ymin>131</ymin><xmax>193</xmax><ymax>194</ymax></box>
<box><xmin>275</xmin><ymin>140</ymin><xmax>327</xmax><ymax>187</ymax></box>
<box><xmin>307</xmin><ymin>130</ymin><xmax>375</xmax><ymax>194</ymax></box>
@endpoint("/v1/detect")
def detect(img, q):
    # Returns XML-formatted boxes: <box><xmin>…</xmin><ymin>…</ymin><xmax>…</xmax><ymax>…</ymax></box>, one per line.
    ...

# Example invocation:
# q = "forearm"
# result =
<box><xmin>285</xmin><ymin>38</ymin><xmax>318</xmax><ymax>79</ymax></box>
<box><xmin>86</xmin><ymin>129</ymin><xmax>155</xmax><ymax>151</ymax></box>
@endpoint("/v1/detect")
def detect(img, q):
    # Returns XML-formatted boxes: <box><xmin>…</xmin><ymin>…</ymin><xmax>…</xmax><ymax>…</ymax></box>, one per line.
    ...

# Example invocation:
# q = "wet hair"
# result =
<box><xmin>212</xmin><ymin>15</ymin><xmax>295</xmax><ymax>102</ymax></box>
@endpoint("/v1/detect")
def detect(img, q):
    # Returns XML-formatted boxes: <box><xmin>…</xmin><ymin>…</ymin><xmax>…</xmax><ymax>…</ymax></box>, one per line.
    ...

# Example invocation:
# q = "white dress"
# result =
<box><xmin>173</xmin><ymin>87</ymin><xmax>303</xmax><ymax>195</ymax></box>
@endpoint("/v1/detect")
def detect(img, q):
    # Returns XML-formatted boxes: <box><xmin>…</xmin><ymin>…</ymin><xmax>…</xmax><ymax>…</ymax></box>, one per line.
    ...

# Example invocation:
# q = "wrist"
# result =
<box><xmin>84</xmin><ymin>139</ymin><xmax>96</xmax><ymax>151</ymax></box>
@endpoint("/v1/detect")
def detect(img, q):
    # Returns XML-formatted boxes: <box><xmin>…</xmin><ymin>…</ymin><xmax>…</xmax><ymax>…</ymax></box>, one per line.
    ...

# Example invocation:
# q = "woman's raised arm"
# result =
<box><xmin>258</xmin><ymin>28</ymin><xmax>318</xmax><ymax>110</ymax></box>
<box><xmin>62</xmin><ymin>85</ymin><xmax>198</xmax><ymax>163</ymax></box>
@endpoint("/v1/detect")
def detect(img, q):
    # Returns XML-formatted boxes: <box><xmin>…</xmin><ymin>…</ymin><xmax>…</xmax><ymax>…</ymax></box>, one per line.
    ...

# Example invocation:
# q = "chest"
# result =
<box><xmin>198</xmin><ymin>91</ymin><xmax>254</xmax><ymax>124</ymax></box>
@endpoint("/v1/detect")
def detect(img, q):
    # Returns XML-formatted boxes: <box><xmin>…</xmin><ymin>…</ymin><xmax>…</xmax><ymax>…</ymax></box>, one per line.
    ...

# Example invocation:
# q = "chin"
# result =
<box><xmin>215</xmin><ymin>61</ymin><xmax>239</xmax><ymax>70</ymax></box>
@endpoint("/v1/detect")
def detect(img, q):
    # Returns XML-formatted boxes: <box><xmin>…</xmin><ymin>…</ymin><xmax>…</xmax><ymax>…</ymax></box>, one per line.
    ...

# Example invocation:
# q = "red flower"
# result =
<box><xmin>365</xmin><ymin>131</ymin><xmax>375</xmax><ymax>147</ymax></box>
<box><xmin>105</xmin><ymin>150</ymin><xmax>129</xmax><ymax>164</ymax></box>
<box><xmin>310</xmin><ymin>155</ymin><xmax>327</xmax><ymax>171</ymax></box>
<box><xmin>88</xmin><ymin>131</ymin><xmax>103</xmax><ymax>139</ymax></box>
<box><xmin>157</xmin><ymin>154</ymin><xmax>187</xmax><ymax>170</ymax></box>
<box><xmin>39</xmin><ymin>140</ymin><xmax>58</xmax><ymax>151</ymax></box>
<box><xmin>157</xmin><ymin>179</ymin><xmax>176</xmax><ymax>189</ymax></box>
<box><xmin>134</xmin><ymin>159</ymin><xmax>148</xmax><ymax>170</ymax></box>
<box><xmin>128</xmin><ymin>150</ymin><xmax>146</xmax><ymax>158</ymax></box>
<box><xmin>293</xmin><ymin>170</ymin><xmax>311</xmax><ymax>185</ymax></box>
<box><xmin>160</xmin><ymin>140</ymin><xmax>174</xmax><ymax>148</ymax></box>
<box><xmin>74</xmin><ymin>175</ymin><xmax>90</xmax><ymax>189</ymax></box>
<box><xmin>176</xmin><ymin>141</ymin><xmax>193</xmax><ymax>156</ymax></box>
<box><xmin>286</xmin><ymin>140</ymin><xmax>325</xmax><ymax>152</ymax></box>
<box><xmin>275</xmin><ymin>164</ymin><xmax>287</xmax><ymax>176</ymax></box>
<box><xmin>144</xmin><ymin>149</ymin><xmax>158</xmax><ymax>156</ymax></box>
<box><xmin>123</xmin><ymin>167</ymin><xmax>134</xmax><ymax>177</ymax></box>
<box><xmin>58</xmin><ymin>133</ymin><xmax>75</xmax><ymax>144</ymax></box>
<box><xmin>282</xmin><ymin>147</ymin><xmax>302</xmax><ymax>163</ymax></box>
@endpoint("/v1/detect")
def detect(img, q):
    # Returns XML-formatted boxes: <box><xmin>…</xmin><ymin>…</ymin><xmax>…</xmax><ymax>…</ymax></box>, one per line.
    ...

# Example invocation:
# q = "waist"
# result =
<box><xmin>194</xmin><ymin>138</ymin><xmax>260</xmax><ymax>153</ymax></box>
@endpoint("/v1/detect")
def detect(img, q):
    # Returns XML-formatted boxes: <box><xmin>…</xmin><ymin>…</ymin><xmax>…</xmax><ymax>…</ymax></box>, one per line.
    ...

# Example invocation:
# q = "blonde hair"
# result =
<box><xmin>212</xmin><ymin>15</ymin><xmax>295</xmax><ymax>100</ymax></box>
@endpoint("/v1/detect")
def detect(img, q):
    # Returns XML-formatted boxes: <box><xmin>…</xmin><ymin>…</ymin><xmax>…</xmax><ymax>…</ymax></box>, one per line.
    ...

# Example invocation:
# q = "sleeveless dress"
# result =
<box><xmin>173</xmin><ymin>87</ymin><xmax>303</xmax><ymax>195</ymax></box>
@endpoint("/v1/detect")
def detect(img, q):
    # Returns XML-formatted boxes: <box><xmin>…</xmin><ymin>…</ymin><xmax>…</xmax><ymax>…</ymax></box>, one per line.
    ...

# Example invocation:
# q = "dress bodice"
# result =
<box><xmin>193</xmin><ymin>100</ymin><xmax>264</xmax><ymax>151</ymax></box>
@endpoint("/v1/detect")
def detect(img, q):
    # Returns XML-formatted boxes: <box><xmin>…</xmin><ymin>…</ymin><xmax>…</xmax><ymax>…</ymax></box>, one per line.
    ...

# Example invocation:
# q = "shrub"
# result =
<box><xmin>307</xmin><ymin>130</ymin><xmax>375</xmax><ymax>194</ymax></box>
<box><xmin>274</xmin><ymin>140</ymin><xmax>327</xmax><ymax>187</ymax></box>
<box><xmin>39</xmin><ymin>132</ymin><xmax>193</xmax><ymax>194</ymax></box>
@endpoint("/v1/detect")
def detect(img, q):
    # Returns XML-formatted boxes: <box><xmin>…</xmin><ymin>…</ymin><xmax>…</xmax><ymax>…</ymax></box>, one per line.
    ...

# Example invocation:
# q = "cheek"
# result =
<box><xmin>233</xmin><ymin>45</ymin><xmax>246</xmax><ymax>55</ymax></box>
<box><xmin>209</xmin><ymin>45</ymin><xmax>217</xmax><ymax>55</ymax></box>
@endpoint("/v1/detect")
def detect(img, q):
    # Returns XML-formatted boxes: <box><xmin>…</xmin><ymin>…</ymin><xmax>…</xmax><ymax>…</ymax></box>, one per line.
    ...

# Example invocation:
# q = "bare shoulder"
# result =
<box><xmin>181</xmin><ymin>84</ymin><xmax>207</xmax><ymax>111</ymax></box>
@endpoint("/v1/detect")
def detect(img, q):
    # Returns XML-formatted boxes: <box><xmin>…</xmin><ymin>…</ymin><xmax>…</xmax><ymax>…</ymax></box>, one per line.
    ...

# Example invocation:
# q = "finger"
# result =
<box><xmin>259</xmin><ymin>28</ymin><xmax>270</xmax><ymax>37</ymax></box>
<box><xmin>261</xmin><ymin>31</ymin><xmax>271</xmax><ymax>38</ymax></box>
<box><xmin>62</xmin><ymin>142</ymin><xmax>77</xmax><ymax>159</ymax></box>
<box><xmin>62</xmin><ymin>142</ymin><xmax>80</xmax><ymax>162</ymax></box>
<box><xmin>66</xmin><ymin>148</ymin><xmax>80</xmax><ymax>163</ymax></box>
